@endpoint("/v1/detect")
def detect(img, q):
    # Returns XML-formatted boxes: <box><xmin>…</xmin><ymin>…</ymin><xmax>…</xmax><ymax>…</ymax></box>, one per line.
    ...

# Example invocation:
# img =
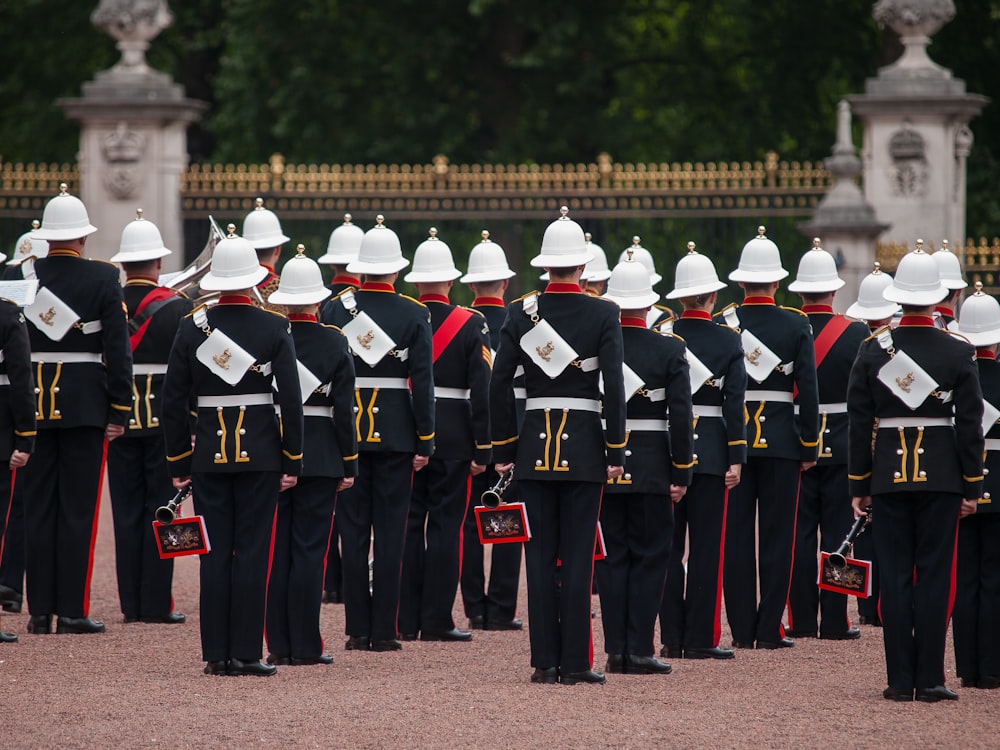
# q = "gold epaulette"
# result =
<box><xmin>90</xmin><ymin>257</ymin><xmax>118</xmax><ymax>268</ymax></box>
<box><xmin>719</xmin><ymin>324</ymin><xmax>740</xmax><ymax>334</ymax></box>
<box><xmin>331</xmin><ymin>287</ymin><xmax>356</xmax><ymax>301</ymax></box>
<box><xmin>667</xmin><ymin>331</ymin><xmax>685</xmax><ymax>342</ymax></box>
<box><xmin>320</xmin><ymin>323</ymin><xmax>344</xmax><ymax>333</ymax></box>
<box><xmin>947</xmin><ymin>329</ymin><xmax>972</xmax><ymax>345</ymax></box>
<box><xmin>0</xmin><ymin>297</ymin><xmax>18</xmax><ymax>307</ymax></box>
<box><xmin>781</xmin><ymin>305</ymin><xmax>808</xmax><ymax>317</ymax></box>
<box><xmin>399</xmin><ymin>293</ymin><xmax>427</xmax><ymax>308</ymax></box>
<box><xmin>463</xmin><ymin>306</ymin><xmax>485</xmax><ymax>318</ymax></box>
<box><xmin>511</xmin><ymin>291</ymin><xmax>538</xmax><ymax>304</ymax></box>
<box><xmin>653</xmin><ymin>304</ymin><xmax>675</xmax><ymax>318</ymax></box>
<box><xmin>183</xmin><ymin>303</ymin><xmax>208</xmax><ymax>319</ymax></box>
<box><xmin>262</xmin><ymin>307</ymin><xmax>288</xmax><ymax>319</ymax></box>
<box><xmin>715</xmin><ymin>302</ymin><xmax>737</xmax><ymax>319</ymax></box>
<box><xmin>863</xmin><ymin>324</ymin><xmax>891</xmax><ymax>342</ymax></box>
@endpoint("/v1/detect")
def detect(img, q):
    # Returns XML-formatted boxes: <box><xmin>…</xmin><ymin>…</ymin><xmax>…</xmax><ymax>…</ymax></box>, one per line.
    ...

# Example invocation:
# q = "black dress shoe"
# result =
<box><xmin>731</xmin><ymin>640</ymin><xmax>754</xmax><ymax>649</ymax></box>
<box><xmin>371</xmin><ymin>638</ymin><xmax>403</xmax><ymax>652</ymax></box>
<box><xmin>560</xmin><ymin>669</ymin><xmax>607</xmax><ymax>685</ymax></box>
<box><xmin>0</xmin><ymin>630</ymin><xmax>17</xmax><ymax>643</ymax></box>
<box><xmin>486</xmin><ymin>618</ymin><xmax>523</xmax><ymax>631</ymax></box>
<box><xmin>883</xmin><ymin>686</ymin><xmax>914</xmax><ymax>702</ymax></box>
<box><xmin>420</xmin><ymin>627</ymin><xmax>472</xmax><ymax>642</ymax></box>
<box><xmin>204</xmin><ymin>661</ymin><xmax>228</xmax><ymax>676</ymax></box>
<box><xmin>0</xmin><ymin>584</ymin><xmax>23</xmax><ymax>613</ymax></box>
<box><xmin>290</xmin><ymin>654</ymin><xmax>334</xmax><ymax>666</ymax></box>
<box><xmin>604</xmin><ymin>654</ymin><xmax>626</xmax><ymax>674</ymax></box>
<box><xmin>685</xmin><ymin>646</ymin><xmax>735</xmax><ymax>660</ymax></box>
<box><xmin>978</xmin><ymin>675</ymin><xmax>1000</xmax><ymax>689</ymax></box>
<box><xmin>321</xmin><ymin>590</ymin><xmax>343</xmax><ymax>604</ymax></box>
<box><xmin>123</xmin><ymin>616</ymin><xmax>140</xmax><ymax>624</ymax></box>
<box><xmin>56</xmin><ymin>616</ymin><xmax>105</xmax><ymax>634</ymax></box>
<box><xmin>625</xmin><ymin>654</ymin><xmax>672</xmax><ymax>675</ymax></box>
<box><xmin>467</xmin><ymin>615</ymin><xmax>486</xmax><ymax>630</ymax></box>
<box><xmin>228</xmin><ymin>658</ymin><xmax>277</xmax><ymax>677</ymax></box>
<box><xmin>345</xmin><ymin>636</ymin><xmax>371</xmax><ymax>651</ymax></box>
<box><xmin>820</xmin><ymin>627</ymin><xmax>861</xmax><ymax>641</ymax></box>
<box><xmin>784</xmin><ymin>629</ymin><xmax>816</xmax><ymax>638</ymax></box>
<box><xmin>27</xmin><ymin>615</ymin><xmax>52</xmax><ymax>634</ymax></box>
<box><xmin>858</xmin><ymin>614</ymin><xmax>882</xmax><ymax>627</ymax></box>
<box><xmin>660</xmin><ymin>645</ymin><xmax>683</xmax><ymax>659</ymax></box>
<box><xmin>266</xmin><ymin>654</ymin><xmax>292</xmax><ymax>666</ymax></box>
<box><xmin>141</xmin><ymin>612</ymin><xmax>186</xmax><ymax>625</ymax></box>
<box><xmin>755</xmin><ymin>637</ymin><xmax>795</xmax><ymax>650</ymax></box>
<box><xmin>916</xmin><ymin>685</ymin><xmax>959</xmax><ymax>702</ymax></box>
<box><xmin>398</xmin><ymin>632</ymin><xmax>419</xmax><ymax>641</ymax></box>
<box><xmin>530</xmin><ymin>667</ymin><xmax>558</xmax><ymax>684</ymax></box>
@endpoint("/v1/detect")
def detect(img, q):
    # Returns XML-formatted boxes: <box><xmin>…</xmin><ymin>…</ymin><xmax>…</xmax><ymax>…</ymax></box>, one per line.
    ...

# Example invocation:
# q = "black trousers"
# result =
<box><xmin>520</xmin><ymin>479</ymin><xmax>602</xmax><ymax>673</ymax></box>
<box><xmin>853</xmin><ymin>511</ymin><xmax>881</xmax><ymax>621</ymax></box>
<box><xmin>266</xmin><ymin>475</ymin><xmax>339</xmax><ymax>660</ymax></box>
<box><xmin>786</xmin><ymin>464</ymin><xmax>854</xmax><ymax>635</ymax></box>
<box><xmin>952</xmin><ymin>511</ymin><xmax>1000</xmax><ymax>682</ymax></box>
<box><xmin>460</xmin><ymin>467</ymin><xmax>522</xmax><ymax>622</ymax></box>
<box><xmin>23</xmin><ymin>427</ymin><xmax>105</xmax><ymax>618</ymax></box>
<box><xmin>0</xmin><ymin>468</ymin><xmax>24</xmax><ymax>595</ymax></box>
<box><xmin>399</xmin><ymin>458</ymin><xmax>470</xmax><ymax>634</ymax></box>
<box><xmin>107</xmin><ymin>435</ymin><xmax>176</xmax><ymax>620</ymax></box>
<box><xmin>339</xmin><ymin>451</ymin><xmax>413</xmax><ymax>642</ymax></box>
<box><xmin>661</xmin><ymin>474</ymin><xmax>728</xmax><ymax>650</ymax></box>
<box><xmin>595</xmin><ymin>491</ymin><xmax>673</xmax><ymax>656</ymax></box>
<box><xmin>723</xmin><ymin>456</ymin><xmax>800</xmax><ymax>644</ymax></box>
<box><xmin>193</xmin><ymin>471</ymin><xmax>280</xmax><ymax>663</ymax></box>
<box><xmin>873</xmin><ymin>491</ymin><xmax>961</xmax><ymax>690</ymax></box>
<box><xmin>323</xmin><ymin>516</ymin><xmax>343</xmax><ymax>596</ymax></box>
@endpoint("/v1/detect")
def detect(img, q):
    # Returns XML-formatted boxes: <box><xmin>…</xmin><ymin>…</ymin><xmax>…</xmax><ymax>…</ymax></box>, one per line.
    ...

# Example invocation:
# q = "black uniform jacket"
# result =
<box><xmin>322</xmin><ymin>282</ymin><xmax>435</xmax><ymax>456</ymax></box>
<box><xmin>123</xmin><ymin>278</ymin><xmax>193</xmax><ymax>437</ymax></box>
<box><xmin>0</xmin><ymin>300</ymin><xmax>36</xmax><ymax>457</ymax></box>
<box><xmin>162</xmin><ymin>295</ymin><xmax>304</xmax><ymax>476</ymax></box>
<box><xmin>668</xmin><ymin>310</ymin><xmax>748</xmax><ymax>476</ymax></box>
<box><xmin>715</xmin><ymin>297</ymin><xmax>819</xmax><ymax>462</ymax></box>
<box><xmin>474</xmin><ymin>296</ymin><xmax>526</xmax><ymax>429</ymax></box>
<box><xmin>975</xmin><ymin>352</ymin><xmax>999</xmax><ymax>513</ymax></box>
<box><xmin>422</xmin><ymin>295</ymin><xmax>492</xmax><ymax>464</ymax></box>
<box><xmin>491</xmin><ymin>282</ymin><xmax>627</xmax><ymax>483</ymax></box>
<box><xmin>605</xmin><ymin>317</ymin><xmax>693</xmax><ymax>494</ymax></box>
<box><xmin>847</xmin><ymin>316</ymin><xmax>984</xmax><ymax>500</ymax></box>
<box><xmin>7</xmin><ymin>249</ymin><xmax>133</xmax><ymax>429</ymax></box>
<box><xmin>288</xmin><ymin>313</ymin><xmax>358</xmax><ymax>478</ymax></box>
<box><xmin>802</xmin><ymin>306</ymin><xmax>869</xmax><ymax>466</ymax></box>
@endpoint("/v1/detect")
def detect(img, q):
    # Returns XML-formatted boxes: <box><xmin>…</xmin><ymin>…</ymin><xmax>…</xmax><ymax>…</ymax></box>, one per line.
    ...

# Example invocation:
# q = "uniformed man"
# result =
<box><xmin>162</xmin><ymin>227</ymin><xmax>304</xmax><ymax>676</ymax></box>
<box><xmin>264</xmin><ymin>248</ymin><xmax>357</xmax><ymax>667</ymax></box>
<box><xmin>849</xmin><ymin>243</ymin><xmax>983</xmax><ymax>702</ymax></box>
<box><xmin>785</xmin><ymin>240</ymin><xmax>868</xmax><ymax>641</ymax></box>
<box><xmin>618</xmin><ymin>236</ymin><xmax>674</xmax><ymax>327</ymax></box>
<box><xmin>108</xmin><ymin>211</ymin><xmax>191</xmax><ymax>625</ymax></box>
<box><xmin>317</xmin><ymin>213</ymin><xmax>364</xmax><ymax>605</ymax></box>
<box><xmin>398</xmin><ymin>229</ymin><xmax>491</xmax><ymax>642</ymax></box>
<box><xmin>597</xmin><ymin>251</ymin><xmax>692</xmax><ymax>676</ymax></box>
<box><xmin>0</xmin><ymin>287</ymin><xmax>36</xmax><ymax>642</ymax></box>
<box><xmin>719</xmin><ymin>226</ymin><xmax>819</xmax><ymax>650</ymax></box>
<box><xmin>242</xmin><ymin>197</ymin><xmax>289</xmax><ymax>315</ymax></box>
<box><xmin>0</xmin><ymin>222</ymin><xmax>47</xmax><ymax>617</ymax></box>
<box><xmin>931</xmin><ymin>240</ymin><xmax>967</xmax><ymax>327</ymax></box>
<box><xmin>949</xmin><ymin>283</ymin><xmax>1000</xmax><ymax>690</ymax></box>
<box><xmin>458</xmin><ymin>230</ymin><xmax>525</xmax><ymax>632</ymax></box>
<box><xmin>491</xmin><ymin>206</ymin><xmax>626</xmax><ymax>685</ymax></box>
<box><xmin>659</xmin><ymin>242</ymin><xmax>746</xmax><ymax>661</ymax></box>
<box><xmin>322</xmin><ymin>215</ymin><xmax>435</xmax><ymax>653</ymax></box>
<box><xmin>844</xmin><ymin>262</ymin><xmax>899</xmax><ymax>628</ymax></box>
<box><xmin>581</xmin><ymin>233</ymin><xmax>612</xmax><ymax>297</ymax></box>
<box><xmin>12</xmin><ymin>185</ymin><xmax>132</xmax><ymax>636</ymax></box>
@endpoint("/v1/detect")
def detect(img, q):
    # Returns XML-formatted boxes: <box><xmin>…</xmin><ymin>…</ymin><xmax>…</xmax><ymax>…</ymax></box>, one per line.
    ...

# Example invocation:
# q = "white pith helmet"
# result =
<box><xmin>603</xmin><ymin>248</ymin><xmax>661</xmax><ymax>309</ymax></box>
<box><xmin>728</xmin><ymin>226</ymin><xmax>788</xmax><ymax>283</ymax></box>
<box><xmin>787</xmin><ymin>238</ymin><xmax>845</xmax><ymax>293</ymax></box>
<box><xmin>346</xmin><ymin>215</ymin><xmax>409</xmax><ymax>275</ymax></box>
<box><xmin>882</xmin><ymin>240</ymin><xmax>949</xmax><ymax>306</ymax></box>
<box><xmin>666</xmin><ymin>241</ymin><xmax>727</xmax><ymax>299</ymax></box>
<box><xmin>404</xmin><ymin>228</ymin><xmax>462</xmax><ymax>283</ymax></box>
<box><xmin>241</xmin><ymin>197</ymin><xmax>290</xmax><ymax>250</ymax></box>
<box><xmin>932</xmin><ymin>240</ymin><xmax>968</xmax><ymax>290</ymax></box>
<box><xmin>31</xmin><ymin>183</ymin><xmax>97</xmax><ymax>241</ymax></box>
<box><xmin>110</xmin><ymin>209</ymin><xmax>172</xmax><ymax>263</ymax></box>
<box><xmin>951</xmin><ymin>281</ymin><xmax>1000</xmax><ymax>346</ymax></box>
<box><xmin>199</xmin><ymin>224</ymin><xmax>268</xmax><ymax>291</ymax></box>
<box><xmin>10</xmin><ymin>220</ymin><xmax>48</xmax><ymax>265</ymax></box>
<box><xmin>582</xmin><ymin>233</ymin><xmax>612</xmax><ymax>283</ymax></box>
<box><xmin>618</xmin><ymin>236</ymin><xmax>662</xmax><ymax>285</ymax></box>
<box><xmin>460</xmin><ymin>230</ymin><xmax>516</xmax><ymax>283</ymax></box>
<box><xmin>269</xmin><ymin>245</ymin><xmax>333</xmax><ymax>306</ymax></box>
<box><xmin>529</xmin><ymin>206</ymin><xmax>594</xmax><ymax>268</ymax></box>
<box><xmin>318</xmin><ymin>213</ymin><xmax>365</xmax><ymax>265</ymax></box>
<box><xmin>845</xmin><ymin>262</ymin><xmax>900</xmax><ymax>321</ymax></box>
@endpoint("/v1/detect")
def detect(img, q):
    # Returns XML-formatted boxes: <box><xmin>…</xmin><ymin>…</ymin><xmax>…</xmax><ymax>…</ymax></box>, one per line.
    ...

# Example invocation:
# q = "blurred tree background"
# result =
<box><xmin>1</xmin><ymin>0</ymin><xmax>998</xmax><ymax>236</ymax></box>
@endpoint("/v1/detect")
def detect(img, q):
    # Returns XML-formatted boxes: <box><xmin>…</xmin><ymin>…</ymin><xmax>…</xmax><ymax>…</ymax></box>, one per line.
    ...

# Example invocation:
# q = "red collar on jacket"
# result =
<box><xmin>544</xmin><ymin>282</ymin><xmax>582</xmax><ymax>294</ymax></box>
<box><xmin>801</xmin><ymin>304</ymin><xmax>834</xmax><ymax>314</ymax></box>
<box><xmin>680</xmin><ymin>309</ymin><xmax>712</xmax><ymax>321</ymax></box>
<box><xmin>331</xmin><ymin>275</ymin><xmax>361</xmax><ymax>286</ymax></box>
<box><xmin>935</xmin><ymin>305</ymin><xmax>954</xmax><ymax>318</ymax></box>
<box><xmin>125</xmin><ymin>275</ymin><xmax>159</xmax><ymax>287</ymax></box>
<box><xmin>742</xmin><ymin>296</ymin><xmax>775</xmax><ymax>306</ymax></box>
<box><xmin>620</xmin><ymin>315</ymin><xmax>647</xmax><ymax>329</ymax></box>
<box><xmin>217</xmin><ymin>294</ymin><xmax>253</xmax><ymax>306</ymax></box>
<box><xmin>288</xmin><ymin>313</ymin><xmax>317</xmax><ymax>323</ymax></box>
<box><xmin>418</xmin><ymin>293</ymin><xmax>450</xmax><ymax>304</ymax></box>
<box><xmin>977</xmin><ymin>348</ymin><xmax>996</xmax><ymax>360</ymax></box>
<box><xmin>360</xmin><ymin>281</ymin><xmax>395</xmax><ymax>292</ymax></box>
<box><xmin>897</xmin><ymin>315</ymin><xmax>935</xmax><ymax>328</ymax></box>
<box><xmin>473</xmin><ymin>296</ymin><xmax>505</xmax><ymax>308</ymax></box>
<box><xmin>48</xmin><ymin>248</ymin><xmax>82</xmax><ymax>258</ymax></box>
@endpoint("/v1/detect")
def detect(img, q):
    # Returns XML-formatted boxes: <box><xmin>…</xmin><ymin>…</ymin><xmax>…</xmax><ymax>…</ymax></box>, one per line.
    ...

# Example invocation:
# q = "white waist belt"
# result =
<box><xmin>878</xmin><ymin>416</ymin><xmax>954</xmax><ymax>429</ymax></box>
<box><xmin>198</xmin><ymin>393</ymin><xmax>274</xmax><ymax>408</ymax></box>
<box><xmin>513</xmin><ymin>387</ymin><xmax>527</xmax><ymax>400</ymax></box>
<box><xmin>642</xmin><ymin>387</ymin><xmax>666</xmax><ymax>402</ymax></box>
<box><xmin>626</xmin><ymin>418</ymin><xmax>668</xmax><ymax>432</ymax></box>
<box><xmin>435</xmin><ymin>386</ymin><xmax>471</xmax><ymax>400</ymax></box>
<box><xmin>31</xmin><ymin>352</ymin><xmax>103</xmax><ymax>364</ymax></box>
<box><xmin>525</xmin><ymin>397</ymin><xmax>600</xmax><ymax>413</ymax></box>
<box><xmin>819</xmin><ymin>402</ymin><xmax>848</xmax><ymax>414</ymax></box>
<box><xmin>576</xmin><ymin>356</ymin><xmax>600</xmax><ymax>372</ymax></box>
<box><xmin>355</xmin><ymin>377</ymin><xmax>409</xmax><ymax>390</ymax></box>
<box><xmin>0</xmin><ymin>374</ymin><xmax>8</xmax><ymax>385</ymax></box>
<box><xmin>133</xmin><ymin>364</ymin><xmax>168</xmax><ymax>375</ymax></box>
<box><xmin>303</xmin><ymin>405</ymin><xmax>332</xmax><ymax>418</ymax></box>
<box><xmin>692</xmin><ymin>405</ymin><xmax>723</xmax><ymax>418</ymax></box>
<box><xmin>745</xmin><ymin>390</ymin><xmax>794</xmax><ymax>404</ymax></box>
<box><xmin>985</xmin><ymin>439</ymin><xmax>1000</xmax><ymax>452</ymax></box>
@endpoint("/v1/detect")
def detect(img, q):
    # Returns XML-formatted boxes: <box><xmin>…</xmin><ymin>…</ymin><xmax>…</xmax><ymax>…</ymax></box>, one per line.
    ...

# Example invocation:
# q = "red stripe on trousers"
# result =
<box><xmin>780</xmin><ymin>472</ymin><xmax>803</xmax><ymax>639</ymax></box>
<box><xmin>263</xmin><ymin>501</ymin><xmax>280</xmax><ymax>647</ymax></box>
<box><xmin>713</xmin><ymin>487</ymin><xmax>730</xmax><ymax>647</ymax></box>
<box><xmin>457</xmin><ymin>473</ymin><xmax>472</xmax><ymax>577</ymax></box>
<box><xmin>0</xmin><ymin>468</ymin><xmax>15</xmax><ymax>562</ymax></box>
<box><xmin>82</xmin><ymin>442</ymin><xmax>108</xmax><ymax>617</ymax></box>
<box><xmin>946</xmin><ymin>515</ymin><xmax>961</xmax><ymax>621</ymax></box>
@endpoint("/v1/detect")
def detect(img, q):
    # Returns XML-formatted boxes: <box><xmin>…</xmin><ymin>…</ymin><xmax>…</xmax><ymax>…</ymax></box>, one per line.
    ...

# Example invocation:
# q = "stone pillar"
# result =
<box><xmin>56</xmin><ymin>1</ymin><xmax>205</xmax><ymax>270</ymax></box>
<box><xmin>847</xmin><ymin>0</ymin><xmax>987</xmax><ymax>272</ymax></box>
<box><xmin>799</xmin><ymin>100</ymin><xmax>889</xmax><ymax>312</ymax></box>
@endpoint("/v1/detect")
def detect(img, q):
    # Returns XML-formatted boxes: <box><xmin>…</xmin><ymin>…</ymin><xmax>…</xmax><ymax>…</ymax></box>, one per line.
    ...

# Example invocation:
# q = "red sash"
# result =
<box><xmin>432</xmin><ymin>307</ymin><xmax>474</xmax><ymax>363</ymax></box>
<box><xmin>129</xmin><ymin>287</ymin><xmax>178</xmax><ymax>352</ymax></box>
<box><xmin>794</xmin><ymin>314</ymin><xmax>851</xmax><ymax>399</ymax></box>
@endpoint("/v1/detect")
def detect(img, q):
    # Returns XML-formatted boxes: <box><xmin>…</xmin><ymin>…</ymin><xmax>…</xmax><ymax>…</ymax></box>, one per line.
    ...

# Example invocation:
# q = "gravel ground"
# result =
<box><xmin>1</xmin><ymin>488</ymin><xmax>998</xmax><ymax>749</ymax></box>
